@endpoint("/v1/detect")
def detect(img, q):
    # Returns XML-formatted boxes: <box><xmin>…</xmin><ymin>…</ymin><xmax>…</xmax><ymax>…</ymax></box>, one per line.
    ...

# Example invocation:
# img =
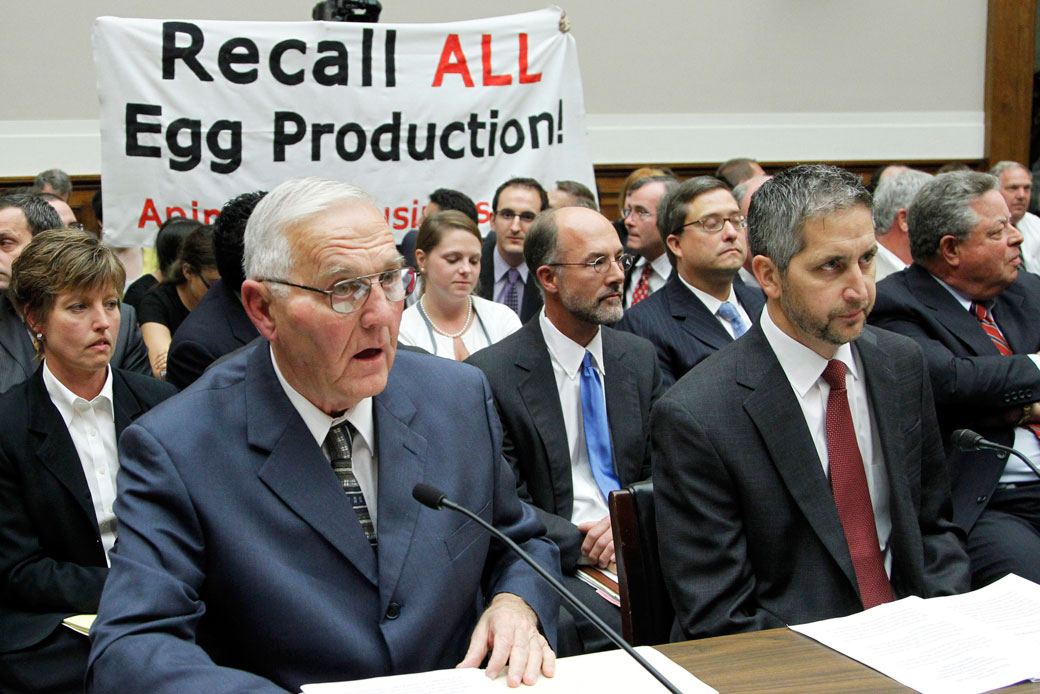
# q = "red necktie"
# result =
<box><xmin>821</xmin><ymin>360</ymin><xmax>894</xmax><ymax>609</ymax></box>
<box><xmin>631</xmin><ymin>263</ymin><xmax>652</xmax><ymax>305</ymax></box>
<box><xmin>971</xmin><ymin>302</ymin><xmax>1040</xmax><ymax>440</ymax></box>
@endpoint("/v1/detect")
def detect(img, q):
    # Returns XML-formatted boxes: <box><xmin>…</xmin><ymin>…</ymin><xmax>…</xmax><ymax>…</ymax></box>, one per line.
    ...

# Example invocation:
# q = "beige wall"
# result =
<box><xmin>0</xmin><ymin>1</ymin><xmax>987</xmax><ymax>172</ymax></box>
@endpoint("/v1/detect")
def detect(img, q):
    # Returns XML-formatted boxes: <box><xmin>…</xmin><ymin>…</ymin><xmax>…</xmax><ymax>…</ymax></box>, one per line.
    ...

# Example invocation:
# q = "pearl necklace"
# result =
<box><xmin>419</xmin><ymin>295</ymin><xmax>474</xmax><ymax>339</ymax></box>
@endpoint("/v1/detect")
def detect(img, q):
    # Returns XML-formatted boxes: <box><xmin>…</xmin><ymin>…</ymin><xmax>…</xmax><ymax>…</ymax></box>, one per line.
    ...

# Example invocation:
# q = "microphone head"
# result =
<box><xmin>951</xmin><ymin>429</ymin><xmax>983</xmax><ymax>451</ymax></box>
<box><xmin>412</xmin><ymin>483</ymin><xmax>447</xmax><ymax>510</ymax></box>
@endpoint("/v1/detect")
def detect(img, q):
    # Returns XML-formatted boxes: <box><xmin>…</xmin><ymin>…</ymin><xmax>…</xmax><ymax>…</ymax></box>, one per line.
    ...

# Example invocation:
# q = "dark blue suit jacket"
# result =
<box><xmin>87</xmin><ymin>345</ymin><xmax>559</xmax><ymax>693</ymax></box>
<box><xmin>615</xmin><ymin>273</ymin><xmax>765</xmax><ymax>388</ymax></box>
<box><xmin>478</xmin><ymin>233</ymin><xmax>543</xmax><ymax>324</ymax></box>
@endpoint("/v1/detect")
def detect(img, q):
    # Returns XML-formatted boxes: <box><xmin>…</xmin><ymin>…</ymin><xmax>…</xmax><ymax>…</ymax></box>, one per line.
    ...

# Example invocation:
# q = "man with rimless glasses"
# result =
<box><xmin>87</xmin><ymin>178</ymin><xmax>561</xmax><ymax>693</ymax></box>
<box><xmin>468</xmin><ymin>207</ymin><xmax>662</xmax><ymax>655</ymax></box>
<box><xmin>617</xmin><ymin>177</ymin><xmax>765</xmax><ymax>388</ymax></box>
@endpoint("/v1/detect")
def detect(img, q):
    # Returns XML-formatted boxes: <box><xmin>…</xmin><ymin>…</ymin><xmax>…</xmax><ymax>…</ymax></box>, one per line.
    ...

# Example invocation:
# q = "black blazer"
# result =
<box><xmin>166</xmin><ymin>280</ymin><xmax>260</xmax><ymax>390</ymax></box>
<box><xmin>477</xmin><ymin>233</ymin><xmax>543</xmax><ymax>323</ymax></box>
<box><xmin>0</xmin><ymin>296</ymin><xmax>149</xmax><ymax>394</ymax></box>
<box><xmin>653</xmin><ymin>323</ymin><xmax>969</xmax><ymax>639</ymax></box>
<box><xmin>466</xmin><ymin>318</ymin><xmax>663</xmax><ymax>572</ymax></box>
<box><xmin>0</xmin><ymin>366</ymin><xmax>175</xmax><ymax>653</ymax></box>
<box><xmin>870</xmin><ymin>264</ymin><xmax>1040</xmax><ymax>530</ymax></box>
<box><xmin>615</xmin><ymin>273</ymin><xmax>766</xmax><ymax>389</ymax></box>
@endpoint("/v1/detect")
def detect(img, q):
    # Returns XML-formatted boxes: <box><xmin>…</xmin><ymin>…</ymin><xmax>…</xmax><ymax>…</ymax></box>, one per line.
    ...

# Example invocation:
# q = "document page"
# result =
<box><xmin>791</xmin><ymin>574</ymin><xmax>1040</xmax><ymax>694</ymax></box>
<box><xmin>301</xmin><ymin>645</ymin><xmax>716</xmax><ymax>694</ymax></box>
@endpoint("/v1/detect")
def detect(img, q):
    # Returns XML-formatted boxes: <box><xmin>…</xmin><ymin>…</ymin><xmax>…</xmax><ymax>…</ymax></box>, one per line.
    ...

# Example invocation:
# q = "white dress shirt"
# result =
<box><xmin>538</xmin><ymin>311</ymin><xmax>610</xmax><ymax>527</ymax></box>
<box><xmin>677</xmin><ymin>274</ymin><xmax>752</xmax><ymax>338</ymax></box>
<box><xmin>873</xmin><ymin>243</ymin><xmax>908</xmax><ymax>282</ymax></box>
<box><xmin>624</xmin><ymin>253</ymin><xmax>671</xmax><ymax>306</ymax></box>
<box><xmin>271</xmin><ymin>350</ymin><xmax>379</xmax><ymax>529</ymax></box>
<box><xmin>43</xmin><ymin>361</ymin><xmax>120</xmax><ymax>561</ymax></box>
<box><xmin>1016</xmin><ymin>211</ymin><xmax>1040</xmax><ymax>273</ymax></box>
<box><xmin>492</xmin><ymin>248</ymin><xmax>530</xmax><ymax>307</ymax></box>
<box><xmin>760</xmin><ymin>308</ymin><xmax>893</xmax><ymax>573</ymax></box>
<box><xmin>929</xmin><ymin>273</ymin><xmax>1040</xmax><ymax>483</ymax></box>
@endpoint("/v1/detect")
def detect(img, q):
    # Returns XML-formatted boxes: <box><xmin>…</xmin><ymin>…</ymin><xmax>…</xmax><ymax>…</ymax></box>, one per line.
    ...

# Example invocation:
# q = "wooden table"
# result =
<box><xmin>654</xmin><ymin>627</ymin><xmax>1040</xmax><ymax>693</ymax></box>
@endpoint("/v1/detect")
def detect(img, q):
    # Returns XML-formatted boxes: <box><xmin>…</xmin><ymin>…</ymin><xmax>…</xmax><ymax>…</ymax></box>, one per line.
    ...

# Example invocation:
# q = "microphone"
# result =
<box><xmin>950</xmin><ymin>429</ymin><xmax>1040</xmax><ymax>480</ymax></box>
<box><xmin>411</xmin><ymin>483</ymin><xmax>682</xmax><ymax>694</ymax></box>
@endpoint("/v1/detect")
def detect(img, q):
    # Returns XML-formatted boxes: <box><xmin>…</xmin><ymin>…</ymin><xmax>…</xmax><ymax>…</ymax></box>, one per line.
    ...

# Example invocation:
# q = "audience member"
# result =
<box><xmin>871</xmin><ymin>170</ymin><xmax>1040</xmax><ymax>588</ymax></box>
<box><xmin>867</xmin><ymin>163</ymin><xmax>909</xmax><ymax>194</ymax></box>
<box><xmin>548</xmin><ymin>180</ymin><xmax>598</xmax><ymax>210</ymax></box>
<box><xmin>398</xmin><ymin>188</ymin><xmax>479</xmax><ymax>270</ymax></box>
<box><xmin>612</xmin><ymin>167</ymin><xmax>673</xmax><ymax>246</ymax></box>
<box><xmin>477</xmin><ymin>177</ymin><xmax>548</xmax><ymax>322</ymax></box>
<box><xmin>991</xmin><ymin>161</ymin><xmax>1040</xmax><ymax>271</ymax></box>
<box><xmin>623</xmin><ymin>176</ymin><xmax>677</xmax><ymax>306</ymax></box>
<box><xmin>36</xmin><ymin>193</ymin><xmax>78</xmax><ymax>227</ymax></box>
<box><xmin>655</xmin><ymin>164</ymin><xmax>969</xmax><ymax>640</ymax></box>
<box><xmin>732</xmin><ymin>174</ymin><xmax>772</xmax><ymax>287</ymax></box>
<box><xmin>870</xmin><ymin>169</ymin><xmax>933</xmax><ymax>281</ymax></box>
<box><xmin>0</xmin><ymin>229</ymin><xmax>174</xmax><ymax>693</ymax></box>
<box><xmin>138</xmin><ymin>225</ymin><xmax>219</xmax><ymax>379</ymax></box>
<box><xmin>400</xmin><ymin>211</ymin><xmax>519</xmax><ymax>359</ymax></box>
<box><xmin>0</xmin><ymin>195</ymin><xmax>147</xmax><ymax>392</ymax></box>
<box><xmin>166</xmin><ymin>192</ymin><xmax>265</xmax><ymax>389</ymax></box>
<box><xmin>467</xmin><ymin>206</ymin><xmax>661</xmax><ymax>655</ymax></box>
<box><xmin>86</xmin><ymin>176</ymin><xmax>559</xmax><ymax>692</ymax></box>
<box><xmin>616</xmin><ymin>177</ymin><xmax>765</xmax><ymax>388</ymax></box>
<box><xmin>122</xmin><ymin>217</ymin><xmax>201</xmax><ymax>312</ymax></box>
<box><xmin>31</xmin><ymin>169</ymin><xmax>72</xmax><ymax>202</ymax></box>
<box><xmin>715</xmin><ymin>158</ymin><xmax>765</xmax><ymax>188</ymax></box>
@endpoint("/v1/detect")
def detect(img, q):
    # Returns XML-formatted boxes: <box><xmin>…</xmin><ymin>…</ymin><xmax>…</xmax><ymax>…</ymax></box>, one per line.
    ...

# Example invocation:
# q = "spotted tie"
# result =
<box><xmin>631</xmin><ymin>263</ymin><xmax>652</xmax><ymax>305</ymax></box>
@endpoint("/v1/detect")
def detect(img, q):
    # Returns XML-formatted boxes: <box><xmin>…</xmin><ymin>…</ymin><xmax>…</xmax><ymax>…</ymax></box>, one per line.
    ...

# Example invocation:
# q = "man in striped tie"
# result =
<box><xmin>873</xmin><ymin>170</ymin><xmax>1040</xmax><ymax>588</ymax></box>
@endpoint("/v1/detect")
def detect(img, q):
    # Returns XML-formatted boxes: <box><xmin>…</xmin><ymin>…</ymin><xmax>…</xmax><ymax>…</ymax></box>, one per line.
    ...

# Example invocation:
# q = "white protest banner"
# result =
<box><xmin>93</xmin><ymin>8</ymin><xmax>595</xmax><ymax>246</ymax></box>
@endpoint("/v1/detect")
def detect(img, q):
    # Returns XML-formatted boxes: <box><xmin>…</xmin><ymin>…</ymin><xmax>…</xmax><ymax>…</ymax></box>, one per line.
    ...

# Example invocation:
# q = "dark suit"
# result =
<box><xmin>0</xmin><ymin>366</ymin><xmax>175</xmax><ymax>691</ymax></box>
<box><xmin>166</xmin><ymin>280</ymin><xmax>260</xmax><ymax>390</ymax></box>
<box><xmin>871</xmin><ymin>265</ymin><xmax>1040</xmax><ymax>585</ymax></box>
<box><xmin>615</xmin><ymin>273</ymin><xmax>766</xmax><ymax>388</ymax></box>
<box><xmin>477</xmin><ymin>233</ymin><xmax>542</xmax><ymax>323</ymax></box>
<box><xmin>86</xmin><ymin>345</ymin><xmax>559</xmax><ymax>693</ymax></box>
<box><xmin>0</xmin><ymin>296</ymin><xmax>149</xmax><ymax>394</ymax></box>
<box><xmin>653</xmin><ymin>323</ymin><xmax>969</xmax><ymax>640</ymax></box>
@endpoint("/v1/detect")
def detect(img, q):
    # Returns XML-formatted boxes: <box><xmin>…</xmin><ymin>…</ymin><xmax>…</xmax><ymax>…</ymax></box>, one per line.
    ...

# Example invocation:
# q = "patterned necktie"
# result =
<box><xmin>579</xmin><ymin>351</ymin><xmax>620</xmax><ymax>501</ymax></box>
<box><xmin>503</xmin><ymin>267</ymin><xmax>520</xmax><ymax>315</ymax></box>
<box><xmin>820</xmin><ymin>360</ymin><xmax>893</xmax><ymax>609</ymax></box>
<box><xmin>717</xmin><ymin>301</ymin><xmax>749</xmax><ymax>338</ymax></box>
<box><xmin>325</xmin><ymin>421</ymin><xmax>377</xmax><ymax>548</ymax></box>
<box><xmin>631</xmin><ymin>263</ymin><xmax>652</xmax><ymax>305</ymax></box>
<box><xmin>971</xmin><ymin>302</ymin><xmax>1040</xmax><ymax>440</ymax></box>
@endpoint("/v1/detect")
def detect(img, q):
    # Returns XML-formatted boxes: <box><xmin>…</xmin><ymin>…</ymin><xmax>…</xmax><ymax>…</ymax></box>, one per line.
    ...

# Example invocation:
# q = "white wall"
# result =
<box><xmin>0</xmin><ymin>1</ymin><xmax>987</xmax><ymax>175</ymax></box>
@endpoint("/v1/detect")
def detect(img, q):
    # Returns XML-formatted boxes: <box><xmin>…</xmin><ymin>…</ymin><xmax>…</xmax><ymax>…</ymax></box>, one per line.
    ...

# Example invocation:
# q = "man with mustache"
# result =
<box><xmin>467</xmin><ymin>207</ymin><xmax>662</xmax><ymax>655</ymax></box>
<box><xmin>872</xmin><ymin>170</ymin><xmax>1040</xmax><ymax>588</ymax></box>
<box><xmin>654</xmin><ymin>165</ymin><xmax>969</xmax><ymax>640</ymax></box>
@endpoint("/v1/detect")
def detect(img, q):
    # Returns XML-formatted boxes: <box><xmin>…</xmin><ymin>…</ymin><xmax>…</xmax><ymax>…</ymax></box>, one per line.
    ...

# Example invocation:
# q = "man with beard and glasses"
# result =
<box><xmin>653</xmin><ymin>164</ymin><xmax>969</xmax><ymax>640</ymax></box>
<box><xmin>467</xmin><ymin>207</ymin><xmax>663</xmax><ymax>655</ymax></box>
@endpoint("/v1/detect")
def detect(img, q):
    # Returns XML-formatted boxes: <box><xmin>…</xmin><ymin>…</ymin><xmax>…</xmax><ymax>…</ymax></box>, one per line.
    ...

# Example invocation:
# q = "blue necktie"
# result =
<box><xmin>503</xmin><ymin>268</ymin><xmax>520</xmax><ymax>315</ymax></box>
<box><xmin>580</xmin><ymin>351</ymin><xmax>620</xmax><ymax>500</ymax></box>
<box><xmin>718</xmin><ymin>301</ymin><xmax>748</xmax><ymax>338</ymax></box>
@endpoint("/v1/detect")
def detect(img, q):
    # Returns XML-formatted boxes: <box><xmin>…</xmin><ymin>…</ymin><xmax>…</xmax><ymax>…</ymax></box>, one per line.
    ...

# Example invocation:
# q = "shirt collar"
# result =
<box><xmin>493</xmin><ymin>245</ymin><xmax>529</xmax><ymax>283</ymax></box>
<box><xmin>760</xmin><ymin>304</ymin><xmax>859</xmax><ymax>398</ymax></box>
<box><xmin>539</xmin><ymin>308</ymin><xmax>605</xmax><ymax>379</ymax></box>
<box><xmin>270</xmin><ymin>348</ymin><xmax>374</xmax><ymax>454</ymax></box>
<box><xmin>42</xmin><ymin>360</ymin><xmax>114</xmax><ymax>428</ymax></box>
<box><xmin>634</xmin><ymin>252</ymin><xmax>672</xmax><ymax>280</ymax></box>
<box><xmin>676</xmin><ymin>273</ymin><xmax>734</xmax><ymax>315</ymax></box>
<box><xmin>928</xmin><ymin>271</ymin><xmax>975</xmax><ymax>312</ymax></box>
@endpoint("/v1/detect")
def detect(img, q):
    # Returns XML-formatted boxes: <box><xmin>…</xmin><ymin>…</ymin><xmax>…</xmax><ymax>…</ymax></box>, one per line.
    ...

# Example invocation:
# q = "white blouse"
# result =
<box><xmin>398</xmin><ymin>295</ymin><xmax>521</xmax><ymax>359</ymax></box>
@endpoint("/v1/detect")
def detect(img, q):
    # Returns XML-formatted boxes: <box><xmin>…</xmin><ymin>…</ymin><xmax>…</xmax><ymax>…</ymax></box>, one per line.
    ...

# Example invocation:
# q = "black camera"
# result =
<box><xmin>312</xmin><ymin>0</ymin><xmax>382</xmax><ymax>23</ymax></box>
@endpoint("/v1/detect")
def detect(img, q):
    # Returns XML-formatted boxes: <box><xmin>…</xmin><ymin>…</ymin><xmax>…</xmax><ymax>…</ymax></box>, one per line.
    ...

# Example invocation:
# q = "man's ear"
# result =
<box><xmin>241</xmin><ymin>279</ymin><xmax>277</xmax><ymax>341</ymax></box>
<box><xmin>895</xmin><ymin>208</ymin><xmax>910</xmax><ymax>235</ymax></box>
<box><xmin>535</xmin><ymin>265</ymin><xmax>558</xmax><ymax>296</ymax></box>
<box><xmin>752</xmin><ymin>255</ymin><xmax>782</xmax><ymax>300</ymax></box>
<box><xmin>937</xmin><ymin>235</ymin><xmax>961</xmax><ymax>268</ymax></box>
<box><xmin>665</xmin><ymin>234</ymin><xmax>683</xmax><ymax>261</ymax></box>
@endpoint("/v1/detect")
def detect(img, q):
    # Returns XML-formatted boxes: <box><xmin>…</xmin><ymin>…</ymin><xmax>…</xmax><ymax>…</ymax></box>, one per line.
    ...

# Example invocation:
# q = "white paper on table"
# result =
<box><xmin>791</xmin><ymin>575</ymin><xmax>1040</xmax><ymax>694</ymax></box>
<box><xmin>301</xmin><ymin>645</ymin><xmax>716</xmax><ymax>694</ymax></box>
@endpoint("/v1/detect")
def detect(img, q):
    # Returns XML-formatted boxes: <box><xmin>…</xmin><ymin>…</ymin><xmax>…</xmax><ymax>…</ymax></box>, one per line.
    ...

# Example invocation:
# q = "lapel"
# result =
<box><xmin>737</xmin><ymin>325</ymin><xmax>860</xmax><ymax>592</ymax></box>
<box><xmin>734</xmin><ymin>281</ymin><xmax>766</xmax><ymax>322</ymax></box>
<box><xmin>250</xmin><ymin>345</ymin><xmax>379</xmax><ymax>587</ymax></box>
<box><xmin>602</xmin><ymin>328</ymin><xmax>640</xmax><ymax>479</ymax></box>
<box><xmin>27</xmin><ymin>368</ymin><xmax>99</xmax><ymax>533</ymax></box>
<box><xmin>218</xmin><ymin>283</ymin><xmax>261</xmax><ymax>346</ymax></box>
<box><xmin>111</xmin><ymin>369</ymin><xmax>145</xmax><ymax>438</ymax></box>
<box><xmin>478</xmin><ymin>233</ymin><xmax>497</xmax><ymax>301</ymax></box>
<box><xmin>665</xmin><ymin>276</ymin><xmax>732</xmax><ymax>351</ymax></box>
<box><xmin>515</xmin><ymin>320</ymin><xmax>574</xmax><ymax>517</ymax></box>
<box><xmin>0</xmin><ymin>296</ymin><xmax>36</xmax><ymax>383</ymax></box>
<box><xmin>905</xmin><ymin>264</ymin><xmax>997</xmax><ymax>356</ymax></box>
<box><xmin>991</xmin><ymin>279</ymin><xmax>1035</xmax><ymax>353</ymax></box>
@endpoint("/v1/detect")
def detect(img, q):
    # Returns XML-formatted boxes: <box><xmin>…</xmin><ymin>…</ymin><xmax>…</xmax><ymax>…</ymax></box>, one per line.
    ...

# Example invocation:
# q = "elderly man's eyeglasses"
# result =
<box><xmin>622</xmin><ymin>208</ymin><xmax>654</xmax><ymax>220</ymax></box>
<box><xmin>678</xmin><ymin>214</ymin><xmax>748</xmax><ymax>234</ymax></box>
<box><xmin>547</xmin><ymin>254</ymin><xmax>634</xmax><ymax>274</ymax></box>
<box><xmin>260</xmin><ymin>267</ymin><xmax>416</xmax><ymax>314</ymax></box>
<box><xmin>496</xmin><ymin>209</ymin><xmax>538</xmax><ymax>224</ymax></box>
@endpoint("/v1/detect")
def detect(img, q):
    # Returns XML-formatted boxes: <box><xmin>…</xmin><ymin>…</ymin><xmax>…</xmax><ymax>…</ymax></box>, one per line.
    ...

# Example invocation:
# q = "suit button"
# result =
<box><xmin>385</xmin><ymin>602</ymin><xmax>401</xmax><ymax>620</ymax></box>
<box><xmin>976</xmin><ymin>495</ymin><xmax>988</xmax><ymax>503</ymax></box>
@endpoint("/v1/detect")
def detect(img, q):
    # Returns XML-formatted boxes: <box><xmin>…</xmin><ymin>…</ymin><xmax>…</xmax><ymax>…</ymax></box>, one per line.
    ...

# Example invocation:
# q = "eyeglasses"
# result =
<box><xmin>547</xmin><ymin>254</ymin><xmax>634</xmax><ymax>274</ymax></box>
<box><xmin>66</xmin><ymin>222</ymin><xmax>85</xmax><ymax>231</ymax></box>
<box><xmin>622</xmin><ymin>208</ymin><xmax>654</xmax><ymax>220</ymax></box>
<box><xmin>260</xmin><ymin>267</ymin><xmax>416</xmax><ymax>314</ymax></box>
<box><xmin>496</xmin><ymin>209</ymin><xmax>538</xmax><ymax>224</ymax></box>
<box><xmin>678</xmin><ymin>214</ymin><xmax>748</xmax><ymax>234</ymax></box>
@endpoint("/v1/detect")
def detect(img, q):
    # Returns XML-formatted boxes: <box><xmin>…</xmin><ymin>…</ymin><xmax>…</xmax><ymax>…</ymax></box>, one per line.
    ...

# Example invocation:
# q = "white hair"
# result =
<box><xmin>243</xmin><ymin>177</ymin><xmax>372</xmax><ymax>287</ymax></box>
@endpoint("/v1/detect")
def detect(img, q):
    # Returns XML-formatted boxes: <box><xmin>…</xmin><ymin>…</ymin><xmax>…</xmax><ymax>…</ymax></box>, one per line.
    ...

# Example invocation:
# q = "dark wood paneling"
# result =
<box><xmin>985</xmin><ymin>0</ymin><xmax>1037</xmax><ymax>166</ymax></box>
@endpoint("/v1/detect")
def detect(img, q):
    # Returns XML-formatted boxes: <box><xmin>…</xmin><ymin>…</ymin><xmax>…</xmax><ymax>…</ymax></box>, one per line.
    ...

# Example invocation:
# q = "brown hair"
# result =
<box><xmin>616</xmin><ymin>167</ymin><xmax>672</xmax><ymax>216</ymax></box>
<box><xmin>9</xmin><ymin>227</ymin><xmax>126</xmax><ymax>357</ymax></box>
<box><xmin>414</xmin><ymin>210</ymin><xmax>482</xmax><ymax>297</ymax></box>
